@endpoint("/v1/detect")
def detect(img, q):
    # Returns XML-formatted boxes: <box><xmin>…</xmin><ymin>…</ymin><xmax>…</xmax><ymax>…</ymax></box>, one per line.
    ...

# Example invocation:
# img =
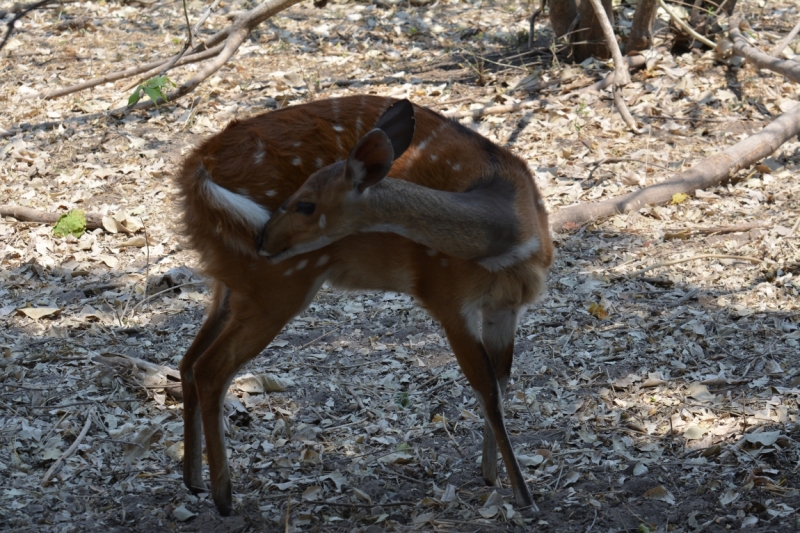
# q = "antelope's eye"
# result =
<box><xmin>295</xmin><ymin>202</ymin><xmax>316</xmax><ymax>216</ymax></box>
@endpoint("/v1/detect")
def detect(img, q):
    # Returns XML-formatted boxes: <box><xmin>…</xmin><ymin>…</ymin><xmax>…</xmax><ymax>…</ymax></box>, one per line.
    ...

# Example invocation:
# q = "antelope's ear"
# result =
<box><xmin>346</xmin><ymin>128</ymin><xmax>394</xmax><ymax>193</ymax></box>
<box><xmin>373</xmin><ymin>99</ymin><xmax>415</xmax><ymax>161</ymax></box>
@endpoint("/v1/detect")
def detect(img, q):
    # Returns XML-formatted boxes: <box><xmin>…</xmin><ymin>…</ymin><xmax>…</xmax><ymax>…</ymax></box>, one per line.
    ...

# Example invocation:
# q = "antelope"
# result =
<box><xmin>176</xmin><ymin>95</ymin><xmax>553</xmax><ymax>515</ymax></box>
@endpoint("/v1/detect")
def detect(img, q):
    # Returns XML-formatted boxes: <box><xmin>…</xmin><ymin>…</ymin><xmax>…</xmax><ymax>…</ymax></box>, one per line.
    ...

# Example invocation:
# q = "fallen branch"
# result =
<box><xmin>580</xmin><ymin>55</ymin><xmax>647</xmax><ymax>94</ymax></box>
<box><xmin>0</xmin><ymin>0</ymin><xmax>55</xmax><ymax>52</ymax></box>
<box><xmin>37</xmin><ymin>43</ymin><xmax>225</xmax><ymax>100</ymax></box>
<box><xmin>550</xmin><ymin>102</ymin><xmax>800</xmax><ymax>231</ymax></box>
<box><xmin>92</xmin><ymin>352</ymin><xmax>183</xmax><ymax>400</ymax></box>
<box><xmin>662</xmin><ymin>221</ymin><xmax>766</xmax><ymax>238</ymax></box>
<box><xmin>772</xmin><ymin>19</ymin><xmax>800</xmax><ymax>57</ymax></box>
<box><xmin>42</xmin><ymin>407</ymin><xmax>95</xmax><ymax>486</ymax></box>
<box><xmin>442</xmin><ymin>99</ymin><xmax>541</xmax><ymax>119</ymax></box>
<box><xmin>0</xmin><ymin>205</ymin><xmax>104</xmax><ymax>229</ymax></box>
<box><xmin>730</xmin><ymin>17</ymin><xmax>800</xmax><ymax>84</ymax></box>
<box><xmin>125</xmin><ymin>0</ymin><xmax>304</xmax><ymax>112</ymax></box>
<box><xmin>627</xmin><ymin>253</ymin><xmax>762</xmax><ymax>278</ymax></box>
<box><xmin>657</xmin><ymin>0</ymin><xmax>715</xmax><ymax>48</ymax></box>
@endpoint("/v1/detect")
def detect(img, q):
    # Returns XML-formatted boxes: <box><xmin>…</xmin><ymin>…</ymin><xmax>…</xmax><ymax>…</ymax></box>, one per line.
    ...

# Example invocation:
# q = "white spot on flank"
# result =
<box><xmin>333</xmin><ymin>124</ymin><xmax>345</xmax><ymax>132</ymax></box>
<box><xmin>283</xmin><ymin>268</ymin><xmax>294</xmax><ymax>276</ymax></box>
<box><xmin>295</xmin><ymin>259</ymin><xmax>308</xmax><ymax>270</ymax></box>
<box><xmin>355</xmin><ymin>116</ymin><xmax>363</xmax><ymax>136</ymax></box>
<box><xmin>451</xmin><ymin>163</ymin><xmax>462</xmax><ymax>171</ymax></box>
<box><xmin>316</xmin><ymin>254</ymin><xmax>329</xmax><ymax>267</ymax></box>
<box><xmin>318</xmin><ymin>214</ymin><xmax>327</xmax><ymax>229</ymax></box>
<box><xmin>315</xmin><ymin>158</ymin><xmax>324</xmax><ymax>169</ymax></box>
<box><xmin>293</xmin><ymin>141</ymin><xmax>302</xmax><ymax>147</ymax></box>
<box><xmin>265</xmin><ymin>190</ymin><xmax>278</xmax><ymax>197</ymax></box>
<box><xmin>292</xmin><ymin>157</ymin><xmax>302</xmax><ymax>166</ymax></box>
<box><xmin>253</xmin><ymin>138</ymin><xmax>265</xmax><ymax>164</ymax></box>
<box><xmin>430</xmin><ymin>154</ymin><xmax>438</xmax><ymax>161</ymax></box>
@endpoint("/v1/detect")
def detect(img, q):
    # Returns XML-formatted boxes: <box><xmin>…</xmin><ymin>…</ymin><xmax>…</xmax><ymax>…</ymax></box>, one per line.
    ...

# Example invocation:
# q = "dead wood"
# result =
<box><xmin>586</xmin><ymin>0</ymin><xmax>637</xmax><ymax>132</ymax></box>
<box><xmin>657</xmin><ymin>0</ymin><xmax>715</xmax><ymax>48</ymax></box>
<box><xmin>730</xmin><ymin>17</ymin><xmax>800</xmax><ymax>84</ymax></box>
<box><xmin>92</xmin><ymin>352</ymin><xmax>183</xmax><ymax>400</ymax></box>
<box><xmin>41</xmin><ymin>407</ymin><xmax>94</xmax><ymax>487</ymax></box>
<box><xmin>442</xmin><ymin>99</ymin><xmax>542</xmax><ymax>119</ymax></box>
<box><xmin>36</xmin><ymin>43</ymin><xmax>225</xmax><ymax>100</ymax></box>
<box><xmin>626</xmin><ymin>0</ymin><xmax>658</xmax><ymax>54</ymax></box>
<box><xmin>0</xmin><ymin>0</ymin><xmax>55</xmax><ymax>52</ymax></box>
<box><xmin>573</xmin><ymin>0</ymin><xmax>612</xmax><ymax>62</ymax></box>
<box><xmin>627</xmin><ymin>253</ymin><xmax>761</xmax><ymax>278</ymax></box>
<box><xmin>580</xmin><ymin>55</ymin><xmax>647</xmax><ymax>94</ymax></box>
<box><xmin>662</xmin><ymin>221</ymin><xmax>766</xmax><ymax>238</ymax></box>
<box><xmin>550</xmin><ymin>102</ymin><xmax>800</xmax><ymax>232</ymax></box>
<box><xmin>773</xmin><ymin>19</ymin><xmax>800</xmax><ymax>57</ymax></box>
<box><xmin>0</xmin><ymin>205</ymin><xmax>104</xmax><ymax>229</ymax></box>
<box><xmin>36</xmin><ymin>0</ymin><xmax>303</xmax><ymax>106</ymax></box>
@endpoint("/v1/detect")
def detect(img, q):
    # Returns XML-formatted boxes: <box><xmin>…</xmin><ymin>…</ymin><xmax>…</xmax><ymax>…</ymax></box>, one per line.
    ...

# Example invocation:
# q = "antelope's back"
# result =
<box><xmin>176</xmin><ymin>95</ymin><xmax>552</xmax><ymax>277</ymax></box>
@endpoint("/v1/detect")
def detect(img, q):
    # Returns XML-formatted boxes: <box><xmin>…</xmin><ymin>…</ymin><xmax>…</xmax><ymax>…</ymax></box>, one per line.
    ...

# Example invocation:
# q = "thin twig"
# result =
<box><xmin>306</xmin><ymin>500</ymin><xmax>415</xmax><ymax>508</ymax></box>
<box><xmin>42</xmin><ymin>407</ymin><xmax>95</xmax><ymax>486</ymax></box>
<box><xmin>442</xmin><ymin>99</ymin><xmax>541</xmax><ymax>119</ymax></box>
<box><xmin>127</xmin><ymin>281</ymin><xmax>207</xmax><ymax>315</ymax></box>
<box><xmin>0</xmin><ymin>0</ymin><xmax>54</xmax><ymax>52</ymax></box>
<box><xmin>627</xmin><ymin>253</ymin><xmax>761</xmax><ymax>278</ymax></box>
<box><xmin>657</xmin><ymin>0</ymin><xmax>715</xmax><ymax>48</ymax></box>
<box><xmin>772</xmin><ymin>19</ymin><xmax>800</xmax><ymax>57</ymax></box>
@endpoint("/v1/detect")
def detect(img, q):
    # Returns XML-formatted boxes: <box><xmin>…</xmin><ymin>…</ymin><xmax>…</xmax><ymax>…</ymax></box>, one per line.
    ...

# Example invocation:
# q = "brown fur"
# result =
<box><xmin>175</xmin><ymin>96</ymin><xmax>554</xmax><ymax>515</ymax></box>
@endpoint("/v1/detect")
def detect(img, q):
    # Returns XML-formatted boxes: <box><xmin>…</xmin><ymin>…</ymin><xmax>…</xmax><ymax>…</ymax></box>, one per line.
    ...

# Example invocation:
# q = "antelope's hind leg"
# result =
<box><xmin>182</xmin><ymin>272</ymin><xmax>325</xmax><ymax>515</ymax></box>
<box><xmin>180</xmin><ymin>282</ymin><xmax>233</xmax><ymax>494</ymax></box>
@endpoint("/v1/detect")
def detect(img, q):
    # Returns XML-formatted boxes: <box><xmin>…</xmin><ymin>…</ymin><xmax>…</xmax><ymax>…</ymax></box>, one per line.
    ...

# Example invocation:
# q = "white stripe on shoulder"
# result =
<box><xmin>199</xmin><ymin>167</ymin><xmax>271</xmax><ymax>229</ymax></box>
<box><xmin>478</xmin><ymin>236</ymin><xmax>540</xmax><ymax>272</ymax></box>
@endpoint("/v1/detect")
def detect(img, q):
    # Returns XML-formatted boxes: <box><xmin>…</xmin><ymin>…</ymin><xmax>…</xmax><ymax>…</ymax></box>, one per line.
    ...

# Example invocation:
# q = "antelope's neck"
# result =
<box><xmin>356</xmin><ymin>177</ymin><xmax>520</xmax><ymax>262</ymax></box>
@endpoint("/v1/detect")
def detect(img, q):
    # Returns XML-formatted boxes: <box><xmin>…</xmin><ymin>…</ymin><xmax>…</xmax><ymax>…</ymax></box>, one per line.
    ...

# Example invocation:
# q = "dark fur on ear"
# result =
<box><xmin>373</xmin><ymin>99</ymin><xmax>415</xmax><ymax>161</ymax></box>
<box><xmin>347</xmin><ymin>129</ymin><xmax>395</xmax><ymax>192</ymax></box>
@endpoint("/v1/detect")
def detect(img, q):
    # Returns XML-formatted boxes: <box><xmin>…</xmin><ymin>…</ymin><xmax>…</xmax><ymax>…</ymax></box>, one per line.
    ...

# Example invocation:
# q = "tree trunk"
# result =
<box><xmin>626</xmin><ymin>0</ymin><xmax>658</xmax><ymax>53</ymax></box>
<box><xmin>549</xmin><ymin>0</ymin><xmax>578</xmax><ymax>40</ymax></box>
<box><xmin>573</xmin><ymin>0</ymin><xmax>613</xmax><ymax>61</ymax></box>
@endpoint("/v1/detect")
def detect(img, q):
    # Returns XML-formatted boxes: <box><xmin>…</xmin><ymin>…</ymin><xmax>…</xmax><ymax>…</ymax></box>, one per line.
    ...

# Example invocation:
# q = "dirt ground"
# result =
<box><xmin>2</xmin><ymin>0</ymin><xmax>800</xmax><ymax>531</ymax></box>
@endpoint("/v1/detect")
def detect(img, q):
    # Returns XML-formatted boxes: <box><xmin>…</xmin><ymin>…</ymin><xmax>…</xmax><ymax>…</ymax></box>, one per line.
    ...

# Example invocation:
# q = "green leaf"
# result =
<box><xmin>53</xmin><ymin>209</ymin><xmax>86</xmax><ymax>238</ymax></box>
<box><xmin>128</xmin><ymin>76</ymin><xmax>176</xmax><ymax>107</ymax></box>
<box><xmin>143</xmin><ymin>85</ymin><xmax>164</xmax><ymax>103</ymax></box>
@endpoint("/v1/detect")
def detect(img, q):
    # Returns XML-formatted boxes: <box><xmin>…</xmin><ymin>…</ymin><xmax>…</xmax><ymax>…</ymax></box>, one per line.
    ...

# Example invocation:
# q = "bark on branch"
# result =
<box><xmin>729</xmin><ymin>17</ymin><xmax>800</xmax><ymax>84</ymax></box>
<box><xmin>550</xmin><ymin>103</ymin><xmax>800</xmax><ymax>231</ymax></box>
<box><xmin>0</xmin><ymin>205</ymin><xmax>104</xmax><ymax>229</ymax></box>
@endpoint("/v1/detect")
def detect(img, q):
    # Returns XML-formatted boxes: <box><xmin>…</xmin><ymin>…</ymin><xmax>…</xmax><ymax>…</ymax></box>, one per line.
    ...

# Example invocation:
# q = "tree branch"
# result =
<box><xmin>550</xmin><ymin>102</ymin><xmax>800</xmax><ymax>231</ymax></box>
<box><xmin>586</xmin><ymin>0</ymin><xmax>638</xmax><ymax>131</ymax></box>
<box><xmin>772</xmin><ymin>19</ymin><xmax>800</xmax><ymax>57</ymax></box>
<box><xmin>730</xmin><ymin>16</ymin><xmax>800</xmax><ymax>84</ymax></box>
<box><xmin>0</xmin><ymin>0</ymin><xmax>54</xmax><ymax>52</ymax></box>
<box><xmin>37</xmin><ymin>43</ymin><xmax>225</xmax><ymax>100</ymax></box>
<box><xmin>657</xmin><ymin>0</ymin><xmax>715</xmax><ymax>48</ymax></box>
<box><xmin>0</xmin><ymin>205</ymin><xmax>105</xmax><ymax>229</ymax></box>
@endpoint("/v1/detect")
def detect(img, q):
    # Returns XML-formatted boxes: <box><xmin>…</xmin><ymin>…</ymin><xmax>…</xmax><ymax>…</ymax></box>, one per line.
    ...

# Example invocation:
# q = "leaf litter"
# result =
<box><xmin>1</xmin><ymin>0</ymin><xmax>800</xmax><ymax>531</ymax></box>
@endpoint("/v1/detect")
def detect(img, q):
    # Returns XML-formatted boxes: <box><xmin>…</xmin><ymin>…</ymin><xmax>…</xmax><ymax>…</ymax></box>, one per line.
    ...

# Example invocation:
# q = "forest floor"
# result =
<box><xmin>1</xmin><ymin>0</ymin><xmax>800</xmax><ymax>531</ymax></box>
